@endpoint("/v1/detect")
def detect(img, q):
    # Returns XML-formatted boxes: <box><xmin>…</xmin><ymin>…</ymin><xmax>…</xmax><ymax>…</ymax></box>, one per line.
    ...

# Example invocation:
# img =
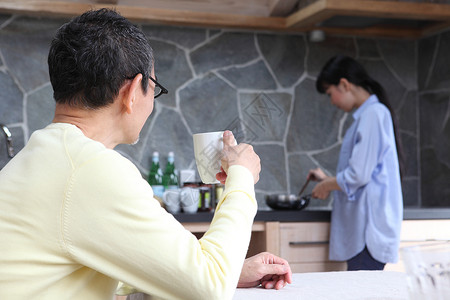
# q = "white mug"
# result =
<box><xmin>180</xmin><ymin>187</ymin><xmax>200</xmax><ymax>214</ymax></box>
<box><xmin>193</xmin><ymin>131</ymin><xmax>224</xmax><ymax>184</ymax></box>
<box><xmin>162</xmin><ymin>189</ymin><xmax>181</xmax><ymax>214</ymax></box>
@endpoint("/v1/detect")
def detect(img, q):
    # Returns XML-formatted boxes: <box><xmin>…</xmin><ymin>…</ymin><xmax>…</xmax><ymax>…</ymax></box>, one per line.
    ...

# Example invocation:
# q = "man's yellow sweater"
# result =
<box><xmin>0</xmin><ymin>123</ymin><xmax>257</xmax><ymax>300</ymax></box>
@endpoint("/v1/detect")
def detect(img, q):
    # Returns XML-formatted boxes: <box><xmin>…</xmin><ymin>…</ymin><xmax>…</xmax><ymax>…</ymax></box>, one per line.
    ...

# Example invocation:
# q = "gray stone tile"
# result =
<box><xmin>218</xmin><ymin>60</ymin><xmax>276</xmax><ymax>90</ymax></box>
<box><xmin>253</xmin><ymin>144</ymin><xmax>287</xmax><ymax>193</ymax></box>
<box><xmin>0</xmin><ymin>14</ymin><xmax>12</xmax><ymax>68</ymax></box>
<box><xmin>150</xmin><ymin>39</ymin><xmax>193</xmax><ymax>108</ymax></box>
<box><xmin>257</xmin><ymin>33</ymin><xmax>306</xmax><ymax>87</ymax></box>
<box><xmin>424</xmin><ymin>30</ymin><xmax>450</xmax><ymax>91</ymax></box>
<box><xmin>419</xmin><ymin>92</ymin><xmax>449</xmax><ymax>149</ymax></box>
<box><xmin>359</xmin><ymin>58</ymin><xmax>407</xmax><ymax>109</ymax></box>
<box><xmin>142</xmin><ymin>24</ymin><xmax>207</xmax><ymax>49</ymax></box>
<box><xmin>208</xmin><ymin>29</ymin><xmax>222</xmax><ymax>39</ymax></box>
<box><xmin>401</xmin><ymin>132</ymin><xmax>418</xmax><ymax>177</ymax></box>
<box><xmin>397</xmin><ymin>90</ymin><xmax>417</xmax><ymax>134</ymax></box>
<box><xmin>179</xmin><ymin>73</ymin><xmax>238</xmax><ymax>134</ymax></box>
<box><xmin>434</xmin><ymin>116</ymin><xmax>450</xmax><ymax>171</ymax></box>
<box><xmin>288</xmin><ymin>153</ymin><xmax>332</xmax><ymax>208</ymax></box>
<box><xmin>402</xmin><ymin>178</ymin><xmax>419</xmax><ymax>207</ymax></box>
<box><xmin>0</xmin><ymin>71</ymin><xmax>23</xmax><ymax>123</ymax></box>
<box><xmin>287</xmin><ymin>78</ymin><xmax>344</xmax><ymax>152</ymax></box>
<box><xmin>142</xmin><ymin>107</ymin><xmax>193</xmax><ymax>171</ymax></box>
<box><xmin>0</xmin><ymin>16</ymin><xmax>63</xmax><ymax>92</ymax></box>
<box><xmin>224</xmin><ymin>117</ymin><xmax>246</xmax><ymax>144</ymax></box>
<box><xmin>311</xmin><ymin>143</ymin><xmax>341</xmax><ymax>175</ymax></box>
<box><xmin>306</xmin><ymin>36</ymin><xmax>356</xmax><ymax>77</ymax></box>
<box><xmin>356</xmin><ymin>38</ymin><xmax>379</xmax><ymax>58</ymax></box>
<box><xmin>256</xmin><ymin>191</ymin><xmax>270</xmax><ymax>210</ymax></box>
<box><xmin>419</xmin><ymin>91</ymin><xmax>450</xmax><ymax>207</ymax></box>
<box><xmin>288</xmin><ymin>153</ymin><xmax>315</xmax><ymax>194</ymax></box>
<box><xmin>420</xmin><ymin>147</ymin><xmax>450</xmax><ymax>207</ymax></box>
<box><xmin>190</xmin><ymin>32</ymin><xmax>258</xmax><ymax>75</ymax></box>
<box><xmin>27</xmin><ymin>85</ymin><xmax>55</xmax><ymax>135</ymax></box>
<box><xmin>0</xmin><ymin>14</ymin><xmax>11</xmax><ymax>27</ymax></box>
<box><xmin>240</xmin><ymin>92</ymin><xmax>291</xmax><ymax>142</ymax></box>
<box><xmin>378</xmin><ymin>39</ymin><xmax>417</xmax><ymax>89</ymax></box>
<box><xmin>418</xmin><ymin>34</ymin><xmax>438</xmax><ymax>90</ymax></box>
<box><xmin>0</xmin><ymin>126</ymin><xmax>24</xmax><ymax>169</ymax></box>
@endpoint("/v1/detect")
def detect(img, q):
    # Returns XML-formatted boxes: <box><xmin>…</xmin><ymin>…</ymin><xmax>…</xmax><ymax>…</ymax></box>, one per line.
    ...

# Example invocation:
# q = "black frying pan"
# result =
<box><xmin>265</xmin><ymin>178</ymin><xmax>311</xmax><ymax>210</ymax></box>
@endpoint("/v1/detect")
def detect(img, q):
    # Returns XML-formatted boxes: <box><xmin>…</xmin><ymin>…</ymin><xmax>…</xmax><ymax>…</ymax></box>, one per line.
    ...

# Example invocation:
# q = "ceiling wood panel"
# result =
<box><xmin>1</xmin><ymin>0</ymin><xmax>450</xmax><ymax>38</ymax></box>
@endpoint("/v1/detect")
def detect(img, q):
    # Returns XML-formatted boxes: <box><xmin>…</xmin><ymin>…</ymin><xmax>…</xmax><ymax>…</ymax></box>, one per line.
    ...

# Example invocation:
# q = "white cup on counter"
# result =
<box><xmin>163</xmin><ymin>187</ymin><xmax>201</xmax><ymax>214</ymax></box>
<box><xmin>162</xmin><ymin>189</ymin><xmax>181</xmax><ymax>214</ymax></box>
<box><xmin>193</xmin><ymin>131</ymin><xmax>224</xmax><ymax>184</ymax></box>
<box><xmin>180</xmin><ymin>187</ymin><xmax>200</xmax><ymax>214</ymax></box>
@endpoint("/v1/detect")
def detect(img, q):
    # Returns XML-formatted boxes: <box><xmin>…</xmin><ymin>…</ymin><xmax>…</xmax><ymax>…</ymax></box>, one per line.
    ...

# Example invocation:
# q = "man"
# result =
<box><xmin>0</xmin><ymin>8</ymin><xmax>291</xmax><ymax>300</ymax></box>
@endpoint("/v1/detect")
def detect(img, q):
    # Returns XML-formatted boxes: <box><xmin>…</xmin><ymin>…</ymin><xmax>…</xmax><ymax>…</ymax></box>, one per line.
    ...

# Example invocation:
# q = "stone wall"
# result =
<box><xmin>418</xmin><ymin>31</ymin><xmax>450</xmax><ymax>207</ymax></box>
<box><xmin>0</xmin><ymin>13</ymin><xmax>447</xmax><ymax>208</ymax></box>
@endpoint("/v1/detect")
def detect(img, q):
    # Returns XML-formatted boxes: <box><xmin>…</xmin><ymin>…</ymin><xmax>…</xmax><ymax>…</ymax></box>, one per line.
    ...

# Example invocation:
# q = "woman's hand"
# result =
<box><xmin>238</xmin><ymin>252</ymin><xmax>292</xmax><ymax>290</ymax></box>
<box><xmin>307</xmin><ymin>168</ymin><xmax>341</xmax><ymax>199</ymax></box>
<box><xmin>307</xmin><ymin>168</ymin><xmax>328</xmax><ymax>181</ymax></box>
<box><xmin>311</xmin><ymin>176</ymin><xmax>341</xmax><ymax>200</ymax></box>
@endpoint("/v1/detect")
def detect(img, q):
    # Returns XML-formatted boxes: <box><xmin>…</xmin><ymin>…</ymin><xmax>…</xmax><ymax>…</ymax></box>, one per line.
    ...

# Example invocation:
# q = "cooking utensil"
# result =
<box><xmin>265</xmin><ymin>193</ymin><xmax>310</xmax><ymax>210</ymax></box>
<box><xmin>297</xmin><ymin>178</ymin><xmax>310</xmax><ymax>197</ymax></box>
<box><xmin>265</xmin><ymin>178</ymin><xmax>311</xmax><ymax>210</ymax></box>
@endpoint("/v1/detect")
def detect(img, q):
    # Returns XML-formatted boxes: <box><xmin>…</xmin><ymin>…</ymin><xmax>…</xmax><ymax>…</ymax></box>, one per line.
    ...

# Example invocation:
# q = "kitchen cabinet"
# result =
<box><xmin>182</xmin><ymin>218</ymin><xmax>450</xmax><ymax>273</ymax></box>
<box><xmin>267</xmin><ymin>219</ymin><xmax>450</xmax><ymax>273</ymax></box>
<box><xmin>265</xmin><ymin>221</ymin><xmax>346</xmax><ymax>272</ymax></box>
<box><xmin>183</xmin><ymin>220</ymin><xmax>346</xmax><ymax>273</ymax></box>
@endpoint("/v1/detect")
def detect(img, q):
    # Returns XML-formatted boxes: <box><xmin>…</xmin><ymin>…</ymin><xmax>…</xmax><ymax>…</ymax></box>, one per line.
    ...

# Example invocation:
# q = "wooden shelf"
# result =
<box><xmin>287</xmin><ymin>0</ymin><xmax>450</xmax><ymax>38</ymax></box>
<box><xmin>2</xmin><ymin>0</ymin><xmax>450</xmax><ymax>39</ymax></box>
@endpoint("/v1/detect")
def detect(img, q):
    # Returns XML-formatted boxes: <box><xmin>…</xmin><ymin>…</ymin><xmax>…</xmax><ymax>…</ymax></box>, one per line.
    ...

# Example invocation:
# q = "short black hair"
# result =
<box><xmin>48</xmin><ymin>8</ymin><xmax>153</xmax><ymax>109</ymax></box>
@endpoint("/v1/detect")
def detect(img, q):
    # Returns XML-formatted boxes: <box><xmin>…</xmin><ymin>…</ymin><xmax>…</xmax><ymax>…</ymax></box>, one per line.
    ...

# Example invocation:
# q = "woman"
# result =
<box><xmin>308</xmin><ymin>55</ymin><xmax>404</xmax><ymax>271</ymax></box>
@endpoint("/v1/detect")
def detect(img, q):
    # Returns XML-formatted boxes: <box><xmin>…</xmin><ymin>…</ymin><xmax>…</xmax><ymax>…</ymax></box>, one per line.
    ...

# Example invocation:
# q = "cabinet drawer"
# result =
<box><xmin>279</xmin><ymin>222</ymin><xmax>331</xmax><ymax>263</ymax></box>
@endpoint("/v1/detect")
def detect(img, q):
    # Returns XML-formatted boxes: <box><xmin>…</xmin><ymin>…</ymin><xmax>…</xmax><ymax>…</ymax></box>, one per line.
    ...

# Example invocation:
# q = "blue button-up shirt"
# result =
<box><xmin>331</xmin><ymin>95</ymin><xmax>403</xmax><ymax>263</ymax></box>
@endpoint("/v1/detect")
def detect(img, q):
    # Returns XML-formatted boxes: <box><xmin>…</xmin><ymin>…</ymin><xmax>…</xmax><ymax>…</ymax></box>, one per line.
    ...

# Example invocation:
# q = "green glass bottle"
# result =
<box><xmin>148</xmin><ymin>151</ymin><xmax>164</xmax><ymax>199</ymax></box>
<box><xmin>162</xmin><ymin>151</ymin><xmax>179</xmax><ymax>190</ymax></box>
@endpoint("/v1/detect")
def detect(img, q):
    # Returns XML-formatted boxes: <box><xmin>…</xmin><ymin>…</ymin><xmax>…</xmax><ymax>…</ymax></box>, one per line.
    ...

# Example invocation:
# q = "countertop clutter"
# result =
<box><xmin>173</xmin><ymin>208</ymin><xmax>450</xmax><ymax>223</ymax></box>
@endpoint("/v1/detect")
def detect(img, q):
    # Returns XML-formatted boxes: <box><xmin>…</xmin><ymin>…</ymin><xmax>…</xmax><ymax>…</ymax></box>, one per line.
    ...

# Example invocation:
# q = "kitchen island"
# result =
<box><xmin>233</xmin><ymin>271</ymin><xmax>407</xmax><ymax>300</ymax></box>
<box><xmin>124</xmin><ymin>271</ymin><xmax>408</xmax><ymax>300</ymax></box>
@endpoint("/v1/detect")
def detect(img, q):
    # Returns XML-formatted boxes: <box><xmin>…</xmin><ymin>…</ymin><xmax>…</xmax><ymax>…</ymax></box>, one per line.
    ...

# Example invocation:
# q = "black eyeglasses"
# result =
<box><xmin>149</xmin><ymin>75</ymin><xmax>168</xmax><ymax>99</ymax></box>
<box><xmin>126</xmin><ymin>74</ymin><xmax>168</xmax><ymax>99</ymax></box>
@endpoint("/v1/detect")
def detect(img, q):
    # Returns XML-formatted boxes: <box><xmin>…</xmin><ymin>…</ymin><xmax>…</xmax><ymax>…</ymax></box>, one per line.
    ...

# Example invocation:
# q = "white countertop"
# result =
<box><xmin>233</xmin><ymin>271</ymin><xmax>408</xmax><ymax>300</ymax></box>
<box><xmin>125</xmin><ymin>271</ymin><xmax>408</xmax><ymax>300</ymax></box>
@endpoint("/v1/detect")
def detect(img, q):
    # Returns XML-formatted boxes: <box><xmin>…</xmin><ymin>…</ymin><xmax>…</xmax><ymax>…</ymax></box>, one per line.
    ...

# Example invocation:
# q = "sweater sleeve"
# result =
<box><xmin>61</xmin><ymin>151</ymin><xmax>257</xmax><ymax>300</ymax></box>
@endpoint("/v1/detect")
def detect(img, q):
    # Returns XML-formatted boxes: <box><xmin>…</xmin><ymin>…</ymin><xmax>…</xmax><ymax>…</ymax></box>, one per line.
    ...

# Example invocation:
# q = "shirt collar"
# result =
<box><xmin>352</xmin><ymin>94</ymin><xmax>379</xmax><ymax>120</ymax></box>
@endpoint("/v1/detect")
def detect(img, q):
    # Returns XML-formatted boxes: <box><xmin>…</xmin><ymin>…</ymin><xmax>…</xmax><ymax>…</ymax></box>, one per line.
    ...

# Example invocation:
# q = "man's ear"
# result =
<box><xmin>122</xmin><ymin>74</ymin><xmax>143</xmax><ymax>114</ymax></box>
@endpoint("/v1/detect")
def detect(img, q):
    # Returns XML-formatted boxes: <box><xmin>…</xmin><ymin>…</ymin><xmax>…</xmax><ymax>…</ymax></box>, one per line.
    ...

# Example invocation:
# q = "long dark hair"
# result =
<box><xmin>316</xmin><ymin>55</ymin><xmax>405</xmax><ymax>178</ymax></box>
